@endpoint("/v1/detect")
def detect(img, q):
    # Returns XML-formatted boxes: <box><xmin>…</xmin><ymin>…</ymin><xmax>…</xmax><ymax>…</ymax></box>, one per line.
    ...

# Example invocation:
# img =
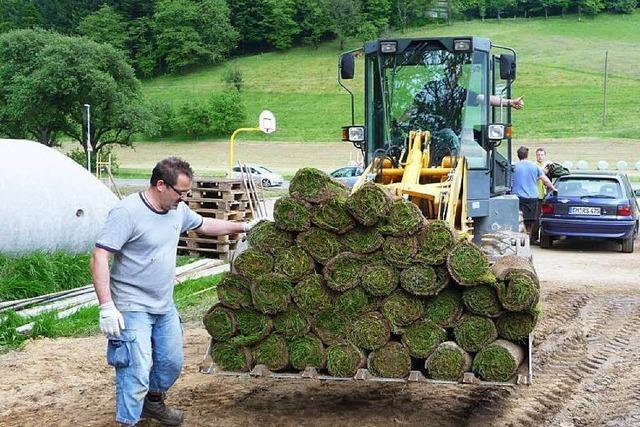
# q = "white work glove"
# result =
<box><xmin>243</xmin><ymin>218</ymin><xmax>263</xmax><ymax>232</ymax></box>
<box><xmin>99</xmin><ymin>301</ymin><xmax>125</xmax><ymax>338</ymax></box>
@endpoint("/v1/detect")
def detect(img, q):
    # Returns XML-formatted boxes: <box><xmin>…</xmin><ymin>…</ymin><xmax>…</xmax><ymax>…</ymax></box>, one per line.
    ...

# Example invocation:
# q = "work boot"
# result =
<box><xmin>141</xmin><ymin>394</ymin><xmax>184</xmax><ymax>426</ymax></box>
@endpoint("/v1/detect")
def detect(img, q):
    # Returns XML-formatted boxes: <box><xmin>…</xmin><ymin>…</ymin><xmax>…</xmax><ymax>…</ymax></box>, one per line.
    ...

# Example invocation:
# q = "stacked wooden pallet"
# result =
<box><xmin>178</xmin><ymin>177</ymin><xmax>255</xmax><ymax>260</ymax></box>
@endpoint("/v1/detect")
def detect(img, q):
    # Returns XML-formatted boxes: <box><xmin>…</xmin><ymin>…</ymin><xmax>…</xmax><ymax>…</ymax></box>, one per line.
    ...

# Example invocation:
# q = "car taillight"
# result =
<box><xmin>617</xmin><ymin>205</ymin><xmax>632</xmax><ymax>216</ymax></box>
<box><xmin>541</xmin><ymin>203</ymin><xmax>554</xmax><ymax>214</ymax></box>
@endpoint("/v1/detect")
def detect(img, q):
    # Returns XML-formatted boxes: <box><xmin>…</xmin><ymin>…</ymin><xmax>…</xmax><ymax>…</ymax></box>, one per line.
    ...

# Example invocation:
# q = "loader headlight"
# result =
<box><xmin>342</xmin><ymin>126</ymin><xmax>365</xmax><ymax>142</ymax></box>
<box><xmin>380</xmin><ymin>41</ymin><xmax>397</xmax><ymax>53</ymax></box>
<box><xmin>454</xmin><ymin>39</ymin><xmax>472</xmax><ymax>52</ymax></box>
<box><xmin>488</xmin><ymin>124</ymin><xmax>505</xmax><ymax>140</ymax></box>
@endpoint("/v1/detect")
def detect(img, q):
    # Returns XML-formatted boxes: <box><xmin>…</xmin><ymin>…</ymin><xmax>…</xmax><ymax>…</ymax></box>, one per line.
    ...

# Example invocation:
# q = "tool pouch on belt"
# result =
<box><xmin>107</xmin><ymin>331</ymin><xmax>135</xmax><ymax>368</ymax></box>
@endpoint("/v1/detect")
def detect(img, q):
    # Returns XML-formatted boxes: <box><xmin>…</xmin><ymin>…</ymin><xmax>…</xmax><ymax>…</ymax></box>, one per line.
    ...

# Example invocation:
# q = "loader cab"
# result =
<box><xmin>339</xmin><ymin>37</ymin><xmax>517</xmax><ymax>198</ymax></box>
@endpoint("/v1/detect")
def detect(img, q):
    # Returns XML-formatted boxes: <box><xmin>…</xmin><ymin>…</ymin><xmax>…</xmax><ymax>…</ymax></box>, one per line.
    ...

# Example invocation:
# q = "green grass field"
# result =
<box><xmin>142</xmin><ymin>12</ymin><xmax>640</xmax><ymax>142</ymax></box>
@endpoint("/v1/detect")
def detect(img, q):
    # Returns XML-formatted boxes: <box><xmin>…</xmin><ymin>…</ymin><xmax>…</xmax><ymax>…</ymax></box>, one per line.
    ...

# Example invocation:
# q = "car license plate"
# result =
<box><xmin>569</xmin><ymin>206</ymin><xmax>601</xmax><ymax>215</ymax></box>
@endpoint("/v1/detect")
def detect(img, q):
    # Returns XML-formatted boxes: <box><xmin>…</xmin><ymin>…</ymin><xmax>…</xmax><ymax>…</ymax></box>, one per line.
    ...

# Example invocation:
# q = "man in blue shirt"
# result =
<box><xmin>512</xmin><ymin>146</ymin><xmax>556</xmax><ymax>241</ymax></box>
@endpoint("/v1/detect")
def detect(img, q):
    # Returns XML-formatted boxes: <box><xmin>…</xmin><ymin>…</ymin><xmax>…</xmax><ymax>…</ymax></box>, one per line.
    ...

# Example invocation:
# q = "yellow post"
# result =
<box><xmin>229</xmin><ymin>127</ymin><xmax>261</xmax><ymax>175</ymax></box>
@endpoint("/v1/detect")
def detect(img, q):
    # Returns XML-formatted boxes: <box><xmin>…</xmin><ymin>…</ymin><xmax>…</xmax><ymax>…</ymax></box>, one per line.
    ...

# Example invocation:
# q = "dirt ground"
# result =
<box><xmin>2</xmin><ymin>239</ymin><xmax>640</xmax><ymax>427</ymax></box>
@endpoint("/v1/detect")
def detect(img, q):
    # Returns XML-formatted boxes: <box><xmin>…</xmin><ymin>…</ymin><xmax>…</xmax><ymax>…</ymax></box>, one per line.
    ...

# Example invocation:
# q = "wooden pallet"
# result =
<box><xmin>188</xmin><ymin>199</ymin><xmax>250</xmax><ymax>212</ymax></box>
<box><xmin>193</xmin><ymin>177</ymin><xmax>245</xmax><ymax>192</ymax></box>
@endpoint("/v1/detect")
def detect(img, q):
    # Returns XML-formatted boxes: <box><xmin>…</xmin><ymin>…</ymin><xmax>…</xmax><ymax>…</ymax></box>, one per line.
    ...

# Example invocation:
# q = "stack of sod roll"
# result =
<box><xmin>203</xmin><ymin>168</ymin><xmax>540</xmax><ymax>382</ymax></box>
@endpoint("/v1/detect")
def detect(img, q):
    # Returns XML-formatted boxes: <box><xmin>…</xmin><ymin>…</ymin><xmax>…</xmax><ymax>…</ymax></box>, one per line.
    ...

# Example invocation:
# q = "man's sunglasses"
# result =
<box><xmin>166</xmin><ymin>182</ymin><xmax>192</xmax><ymax>198</ymax></box>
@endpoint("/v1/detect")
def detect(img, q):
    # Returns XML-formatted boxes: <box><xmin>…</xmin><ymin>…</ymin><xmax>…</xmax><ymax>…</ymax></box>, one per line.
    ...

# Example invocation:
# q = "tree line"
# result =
<box><xmin>1</xmin><ymin>0</ymin><xmax>636</xmax><ymax>77</ymax></box>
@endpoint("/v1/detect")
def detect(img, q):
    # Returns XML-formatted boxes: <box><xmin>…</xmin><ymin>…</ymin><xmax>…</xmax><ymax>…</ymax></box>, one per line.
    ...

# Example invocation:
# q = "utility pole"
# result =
<box><xmin>84</xmin><ymin>104</ymin><xmax>91</xmax><ymax>172</ymax></box>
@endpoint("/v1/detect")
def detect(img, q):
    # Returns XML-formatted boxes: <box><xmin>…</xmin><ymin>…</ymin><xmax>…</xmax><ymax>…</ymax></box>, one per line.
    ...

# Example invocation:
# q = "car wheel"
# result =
<box><xmin>539</xmin><ymin>230</ymin><xmax>552</xmax><ymax>249</ymax></box>
<box><xmin>621</xmin><ymin>235</ymin><xmax>634</xmax><ymax>253</ymax></box>
<box><xmin>261</xmin><ymin>178</ymin><xmax>271</xmax><ymax>187</ymax></box>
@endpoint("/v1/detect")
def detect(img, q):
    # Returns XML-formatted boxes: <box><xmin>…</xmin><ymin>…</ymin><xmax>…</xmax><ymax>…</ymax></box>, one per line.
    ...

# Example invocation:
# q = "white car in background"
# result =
<box><xmin>330</xmin><ymin>166</ymin><xmax>364</xmax><ymax>189</ymax></box>
<box><xmin>231</xmin><ymin>164</ymin><xmax>284</xmax><ymax>187</ymax></box>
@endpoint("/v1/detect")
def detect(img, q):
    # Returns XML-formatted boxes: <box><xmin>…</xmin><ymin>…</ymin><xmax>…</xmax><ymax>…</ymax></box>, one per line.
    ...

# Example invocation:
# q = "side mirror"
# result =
<box><xmin>634</xmin><ymin>188</ymin><xmax>640</xmax><ymax>197</ymax></box>
<box><xmin>499</xmin><ymin>54</ymin><xmax>516</xmax><ymax>80</ymax></box>
<box><xmin>340</xmin><ymin>53</ymin><xmax>355</xmax><ymax>80</ymax></box>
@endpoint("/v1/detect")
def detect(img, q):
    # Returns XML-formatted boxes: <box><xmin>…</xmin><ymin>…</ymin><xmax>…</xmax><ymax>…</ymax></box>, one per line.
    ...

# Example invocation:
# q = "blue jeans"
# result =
<box><xmin>106</xmin><ymin>306</ymin><xmax>183</xmax><ymax>425</ymax></box>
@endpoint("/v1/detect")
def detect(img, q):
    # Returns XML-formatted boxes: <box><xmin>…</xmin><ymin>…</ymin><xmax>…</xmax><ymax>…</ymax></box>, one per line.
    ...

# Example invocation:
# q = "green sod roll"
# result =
<box><xmin>288</xmin><ymin>334</ymin><xmax>327</xmax><ymax>370</ymax></box>
<box><xmin>349</xmin><ymin>311</ymin><xmax>391</xmax><ymax>350</ymax></box>
<box><xmin>400</xmin><ymin>264</ymin><xmax>445</xmax><ymax>296</ymax></box>
<box><xmin>382</xmin><ymin>290</ymin><xmax>424</xmax><ymax>333</ymax></box>
<box><xmin>233</xmin><ymin>248</ymin><xmax>274</xmax><ymax>280</ymax></box>
<box><xmin>416</xmin><ymin>220</ymin><xmax>455</xmax><ymax>265</ymax></box>
<box><xmin>216</xmin><ymin>272</ymin><xmax>253</xmax><ymax>309</ymax></box>
<box><xmin>425</xmin><ymin>341</ymin><xmax>472</xmax><ymax>381</ymax></box>
<box><xmin>251</xmin><ymin>273</ymin><xmax>294</xmax><ymax>315</ymax></box>
<box><xmin>452</xmin><ymin>314</ymin><xmax>498</xmax><ymax>353</ymax></box>
<box><xmin>273</xmin><ymin>196</ymin><xmax>313</xmax><ymax>232</ymax></box>
<box><xmin>367</xmin><ymin>341</ymin><xmax>412</xmax><ymax>379</ymax></box>
<box><xmin>211</xmin><ymin>342</ymin><xmax>253</xmax><ymax>372</ymax></box>
<box><xmin>247</xmin><ymin>220</ymin><xmax>294</xmax><ymax>254</ymax></box>
<box><xmin>376</xmin><ymin>198</ymin><xmax>425</xmax><ymax>237</ymax></box>
<box><xmin>383</xmin><ymin>235</ymin><xmax>418</xmax><ymax>268</ymax></box>
<box><xmin>359</xmin><ymin>261</ymin><xmax>399</xmax><ymax>297</ymax></box>
<box><xmin>203</xmin><ymin>304</ymin><xmax>236</xmax><ymax>341</ymax></box>
<box><xmin>252</xmin><ymin>333</ymin><xmax>290</xmax><ymax>371</ymax></box>
<box><xmin>273</xmin><ymin>245</ymin><xmax>315</xmax><ymax>282</ymax></box>
<box><xmin>273</xmin><ymin>306</ymin><xmax>311</xmax><ymax>339</ymax></box>
<box><xmin>472</xmin><ymin>339</ymin><xmax>525</xmax><ymax>382</ymax></box>
<box><xmin>311</xmin><ymin>196</ymin><xmax>356</xmax><ymax>234</ymax></box>
<box><xmin>340</xmin><ymin>227</ymin><xmax>384</xmax><ymax>254</ymax></box>
<box><xmin>423</xmin><ymin>287</ymin><xmax>464</xmax><ymax>328</ymax></box>
<box><xmin>345</xmin><ymin>181</ymin><xmax>391</xmax><ymax>226</ymax></box>
<box><xmin>326</xmin><ymin>343</ymin><xmax>366</xmax><ymax>377</ymax></box>
<box><xmin>313</xmin><ymin>307</ymin><xmax>349</xmax><ymax>346</ymax></box>
<box><xmin>297</xmin><ymin>227</ymin><xmax>342</xmax><ymax>264</ymax></box>
<box><xmin>230</xmin><ymin>309</ymin><xmax>273</xmax><ymax>346</ymax></box>
<box><xmin>289</xmin><ymin>167</ymin><xmax>348</xmax><ymax>204</ymax></box>
<box><xmin>335</xmin><ymin>287</ymin><xmax>372</xmax><ymax>318</ymax></box>
<box><xmin>462</xmin><ymin>285</ymin><xmax>504</xmax><ymax>318</ymax></box>
<box><xmin>323</xmin><ymin>252</ymin><xmax>363</xmax><ymax>291</ymax></box>
<box><xmin>495</xmin><ymin>311</ymin><xmax>537</xmax><ymax>342</ymax></box>
<box><xmin>401</xmin><ymin>320</ymin><xmax>447</xmax><ymax>359</ymax></box>
<box><xmin>292</xmin><ymin>274</ymin><xmax>334</xmax><ymax>317</ymax></box>
<box><xmin>447</xmin><ymin>240</ymin><xmax>496</xmax><ymax>286</ymax></box>
<box><xmin>492</xmin><ymin>256</ymin><xmax>540</xmax><ymax>312</ymax></box>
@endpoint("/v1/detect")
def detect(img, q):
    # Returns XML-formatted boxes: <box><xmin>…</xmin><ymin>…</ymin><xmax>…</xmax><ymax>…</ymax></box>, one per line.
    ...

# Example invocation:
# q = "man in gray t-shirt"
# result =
<box><xmin>91</xmin><ymin>157</ymin><xmax>257</xmax><ymax>426</ymax></box>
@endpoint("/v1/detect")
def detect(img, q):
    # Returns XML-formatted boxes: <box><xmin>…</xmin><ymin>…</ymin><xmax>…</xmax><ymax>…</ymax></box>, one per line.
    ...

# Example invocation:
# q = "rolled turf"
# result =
<box><xmin>495</xmin><ymin>311</ymin><xmax>537</xmax><ymax>342</ymax></box>
<box><xmin>416</xmin><ymin>220</ymin><xmax>455</xmax><ymax>265</ymax></box>
<box><xmin>311</xmin><ymin>196</ymin><xmax>356</xmax><ymax>234</ymax></box>
<box><xmin>292</xmin><ymin>274</ymin><xmax>334</xmax><ymax>317</ymax></box>
<box><xmin>349</xmin><ymin>311</ymin><xmax>391</xmax><ymax>350</ymax></box>
<box><xmin>216</xmin><ymin>272</ymin><xmax>253</xmax><ymax>309</ymax></box>
<box><xmin>273</xmin><ymin>306</ymin><xmax>311</xmax><ymax>338</ymax></box>
<box><xmin>400</xmin><ymin>264</ymin><xmax>445</xmax><ymax>296</ymax></box>
<box><xmin>345</xmin><ymin>181</ymin><xmax>391</xmax><ymax>226</ymax></box>
<box><xmin>462</xmin><ymin>285</ymin><xmax>504</xmax><ymax>318</ymax></box>
<box><xmin>382</xmin><ymin>290</ymin><xmax>424</xmax><ymax>333</ymax></box>
<box><xmin>472</xmin><ymin>339</ymin><xmax>525</xmax><ymax>382</ymax></box>
<box><xmin>288</xmin><ymin>334</ymin><xmax>327</xmax><ymax>370</ymax></box>
<box><xmin>233</xmin><ymin>248</ymin><xmax>274</xmax><ymax>280</ymax></box>
<box><xmin>376</xmin><ymin>198</ymin><xmax>425</xmax><ymax>237</ymax></box>
<box><xmin>230</xmin><ymin>309</ymin><xmax>273</xmax><ymax>346</ymax></box>
<box><xmin>273</xmin><ymin>196</ymin><xmax>313</xmax><ymax>232</ymax></box>
<box><xmin>423</xmin><ymin>287</ymin><xmax>464</xmax><ymax>328</ymax></box>
<box><xmin>367</xmin><ymin>341</ymin><xmax>412</xmax><ymax>378</ymax></box>
<box><xmin>247</xmin><ymin>220</ymin><xmax>294</xmax><ymax>254</ymax></box>
<box><xmin>491</xmin><ymin>257</ymin><xmax>540</xmax><ymax>312</ymax></box>
<box><xmin>359</xmin><ymin>261</ymin><xmax>399</xmax><ymax>297</ymax></box>
<box><xmin>452</xmin><ymin>314</ymin><xmax>498</xmax><ymax>353</ymax></box>
<box><xmin>289</xmin><ymin>167</ymin><xmax>348</xmax><ymax>204</ymax></box>
<box><xmin>447</xmin><ymin>240</ymin><xmax>496</xmax><ymax>286</ymax></box>
<box><xmin>425</xmin><ymin>341</ymin><xmax>472</xmax><ymax>381</ymax></box>
<box><xmin>401</xmin><ymin>320</ymin><xmax>447</xmax><ymax>359</ymax></box>
<box><xmin>297</xmin><ymin>227</ymin><xmax>342</xmax><ymax>264</ymax></box>
<box><xmin>340</xmin><ymin>227</ymin><xmax>384</xmax><ymax>254</ymax></box>
<box><xmin>335</xmin><ymin>287</ymin><xmax>372</xmax><ymax>318</ymax></box>
<box><xmin>273</xmin><ymin>245</ymin><xmax>315</xmax><ymax>282</ymax></box>
<box><xmin>251</xmin><ymin>273</ymin><xmax>294</xmax><ymax>314</ymax></box>
<box><xmin>326</xmin><ymin>343</ymin><xmax>367</xmax><ymax>377</ymax></box>
<box><xmin>202</xmin><ymin>304</ymin><xmax>236</xmax><ymax>341</ymax></box>
<box><xmin>211</xmin><ymin>342</ymin><xmax>253</xmax><ymax>372</ymax></box>
<box><xmin>323</xmin><ymin>252</ymin><xmax>363</xmax><ymax>291</ymax></box>
<box><xmin>383</xmin><ymin>235</ymin><xmax>418</xmax><ymax>268</ymax></box>
<box><xmin>252</xmin><ymin>333</ymin><xmax>290</xmax><ymax>371</ymax></box>
<box><xmin>313</xmin><ymin>307</ymin><xmax>350</xmax><ymax>345</ymax></box>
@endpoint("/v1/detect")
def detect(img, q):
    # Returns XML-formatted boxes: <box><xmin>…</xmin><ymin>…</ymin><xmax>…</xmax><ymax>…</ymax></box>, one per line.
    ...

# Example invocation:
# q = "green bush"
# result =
<box><xmin>146</xmin><ymin>100</ymin><xmax>177</xmax><ymax>138</ymax></box>
<box><xmin>174</xmin><ymin>101</ymin><xmax>212</xmax><ymax>139</ymax></box>
<box><xmin>209</xmin><ymin>90</ymin><xmax>246</xmax><ymax>135</ymax></box>
<box><xmin>67</xmin><ymin>145</ymin><xmax>120</xmax><ymax>174</ymax></box>
<box><xmin>222</xmin><ymin>66</ymin><xmax>244</xmax><ymax>91</ymax></box>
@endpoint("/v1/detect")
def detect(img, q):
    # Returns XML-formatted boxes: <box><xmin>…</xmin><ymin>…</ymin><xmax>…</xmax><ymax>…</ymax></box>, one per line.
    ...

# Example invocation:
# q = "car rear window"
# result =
<box><xmin>556</xmin><ymin>178</ymin><xmax>622</xmax><ymax>198</ymax></box>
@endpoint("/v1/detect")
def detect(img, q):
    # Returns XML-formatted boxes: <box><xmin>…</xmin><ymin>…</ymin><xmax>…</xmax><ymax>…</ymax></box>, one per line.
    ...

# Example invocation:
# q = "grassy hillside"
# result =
<box><xmin>142</xmin><ymin>12</ymin><xmax>640</xmax><ymax>142</ymax></box>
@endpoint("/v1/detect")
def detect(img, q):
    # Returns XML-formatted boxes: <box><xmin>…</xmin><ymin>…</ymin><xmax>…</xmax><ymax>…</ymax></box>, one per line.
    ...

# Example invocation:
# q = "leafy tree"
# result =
<box><xmin>392</xmin><ymin>0</ymin><xmax>437</xmax><ymax>31</ymax></box>
<box><xmin>487</xmin><ymin>0</ymin><xmax>516</xmax><ymax>19</ymax></box>
<box><xmin>228</xmin><ymin>0</ymin><xmax>269</xmax><ymax>51</ymax></box>
<box><xmin>127</xmin><ymin>17</ymin><xmax>157</xmax><ymax>77</ymax></box>
<box><xmin>0</xmin><ymin>0</ymin><xmax>43</xmax><ymax>32</ymax></box>
<box><xmin>604</xmin><ymin>0</ymin><xmax>637</xmax><ymax>13</ymax></box>
<box><xmin>294</xmin><ymin>0</ymin><xmax>333</xmax><ymax>47</ymax></box>
<box><xmin>209</xmin><ymin>90</ymin><xmax>247</xmax><ymax>135</ymax></box>
<box><xmin>154</xmin><ymin>0</ymin><xmax>238</xmax><ymax>72</ymax></box>
<box><xmin>0</xmin><ymin>29</ymin><xmax>149</xmax><ymax>151</ymax></box>
<box><xmin>174</xmin><ymin>101</ymin><xmax>212</xmax><ymax>139</ymax></box>
<box><xmin>261</xmin><ymin>0</ymin><xmax>300</xmax><ymax>49</ymax></box>
<box><xmin>77</xmin><ymin>4</ymin><xmax>128</xmax><ymax>51</ymax></box>
<box><xmin>32</xmin><ymin>0</ymin><xmax>102</xmax><ymax>32</ymax></box>
<box><xmin>574</xmin><ymin>0</ymin><xmax>605</xmax><ymax>16</ymax></box>
<box><xmin>324</xmin><ymin>0</ymin><xmax>363</xmax><ymax>50</ymax></box>
<box><xmin>362</xmin><ymin>0</ymin><xmax>392</xmax><ymax>34</ymax></box>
